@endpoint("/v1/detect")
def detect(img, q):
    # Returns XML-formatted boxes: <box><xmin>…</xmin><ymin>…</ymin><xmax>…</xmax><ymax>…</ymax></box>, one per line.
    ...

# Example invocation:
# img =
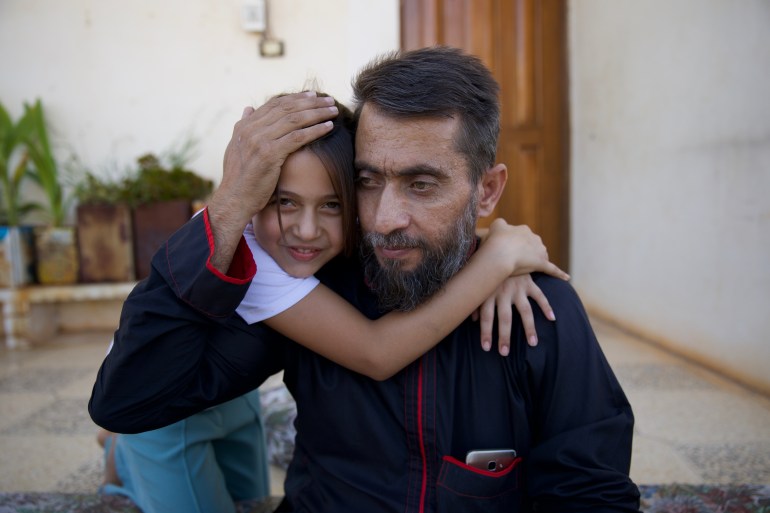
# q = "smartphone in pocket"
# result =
<box><xmin>465</xmin><ymin>449</ymin><xmax>517</xmax><ymax>472</ymax></box>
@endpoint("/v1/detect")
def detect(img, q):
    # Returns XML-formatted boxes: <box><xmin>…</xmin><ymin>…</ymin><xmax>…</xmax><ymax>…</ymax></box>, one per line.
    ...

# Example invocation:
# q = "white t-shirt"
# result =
<box><xmin>235</xmin><ymin>224</ymin><xmax>320</xmax><ymax>324</ymax></box>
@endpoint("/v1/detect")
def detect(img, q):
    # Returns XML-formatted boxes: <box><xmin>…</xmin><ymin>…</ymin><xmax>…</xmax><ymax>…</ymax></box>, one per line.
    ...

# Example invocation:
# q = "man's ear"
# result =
<box><xmin>476</xmin><ymin>163</ymin><xmax>507</xmax><ymax>217</ymax></box>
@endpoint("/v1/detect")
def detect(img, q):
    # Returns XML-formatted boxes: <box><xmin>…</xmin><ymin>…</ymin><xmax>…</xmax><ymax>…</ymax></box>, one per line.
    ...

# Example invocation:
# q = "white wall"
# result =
<box><xmin>5</xmin><ymin>0</ymin><xmax>768</xmax><ymax>393</ymax></box>
<box><xmin>569</xmin><ymin>0</ymin><xmax>770</xmax><ymax>393</ymax></box>
<box><xmin>0</xmin><ymin>0</ymin><xmax>399</xmax><ymax>200</ymax></box>
<box><xmin>0</xmin><ymin>0</ymin><xmax>398</xmax><ymax>334</ymax></box>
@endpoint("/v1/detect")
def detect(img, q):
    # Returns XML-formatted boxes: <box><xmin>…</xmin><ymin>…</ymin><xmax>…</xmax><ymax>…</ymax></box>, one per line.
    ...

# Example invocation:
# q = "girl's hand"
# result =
<box><xmin>473</xmin><ymin>274</ymin><xmax>555</xmax><ymax>354</ymax></box>
<box><xmin>481</xmin><ymin>219</ymin><xmax>569</xmax><ymax>280</ymax></box>
<box><xmin>473</xmin><ymin>218</ymin><xmax>569</xmax><ymax>354</ymax></box>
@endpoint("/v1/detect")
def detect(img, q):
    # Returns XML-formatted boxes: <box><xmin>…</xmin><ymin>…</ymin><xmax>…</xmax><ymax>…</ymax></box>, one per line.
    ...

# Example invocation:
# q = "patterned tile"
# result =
<box><xmin>631</xmin><ymin>436</ymin><xmax>704</xmax><ymax>485</ymax></box>
<box><xmin>1</xmin><ymin>397</ymin><xmax>96</xmax><ymax>435</ymax></box>
<box><xmin>677</xmin><ymin>442</ymin><xmax>770</xmax><ymax>484</ymax></box>
<box><xmin>0</xmin><ymin>349</ymin><xmax>38</xmax><ymax>379</ymax></box>
<box><xmin>55</xmin><ymin>454</ymin><xmax>104</xmax><ymax>494</ymax></box>
<box><xmin>0</xmin><ymin>393</ymin><xmax>54</xmax><ymax>431</ymax></box>
<box><xmin>630</xmin><ymin>390</ymin><xmax>770</xmax><ymax>445</ymax></box>
<box><xmin>0</xmin><ymin>434</ymin><xmax>99</xmax><ymax>492</ymax></box>
<box><xmin>0</xmin><ymin>367</ymin><xmax>92</xmax><ymax>393</ymax></box>
<box><xmin>613</xmin><ymin>363</ymin><xmax>716</xmax><ymax>391</ymax></box>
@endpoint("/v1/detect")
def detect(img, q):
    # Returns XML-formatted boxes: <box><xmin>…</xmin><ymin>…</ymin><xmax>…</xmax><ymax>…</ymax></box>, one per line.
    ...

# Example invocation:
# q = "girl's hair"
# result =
<box><xmin>275</xmin><ymin>92</ymin><xmax>358</xmax><ymax>257</ymax></box>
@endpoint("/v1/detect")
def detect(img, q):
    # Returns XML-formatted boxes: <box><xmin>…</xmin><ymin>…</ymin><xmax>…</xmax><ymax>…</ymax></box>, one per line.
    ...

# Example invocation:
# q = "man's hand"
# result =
<box><xmin>207</xmin><ymin>92</ymin><xmax>338</xmax><ymax>273</ymax></box>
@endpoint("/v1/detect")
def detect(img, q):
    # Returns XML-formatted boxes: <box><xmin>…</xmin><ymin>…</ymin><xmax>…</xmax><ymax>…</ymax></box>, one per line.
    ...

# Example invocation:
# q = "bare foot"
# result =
<box><xmin>96</xmin><ymin>429</ymin><xmax>113</xmax><ymax>448</ymax></box>
<box><xmin>100</xmin><ymin>431</ymin><xmax>122</xmax><ymax>487</ymax></box>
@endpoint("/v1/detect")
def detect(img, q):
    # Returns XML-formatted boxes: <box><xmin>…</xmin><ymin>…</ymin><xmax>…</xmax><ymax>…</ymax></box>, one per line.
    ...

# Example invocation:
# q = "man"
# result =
<box><xmin>90</xmin><ymin>46</ymin><xmax>640</xmax><ymax>511</ymax></box>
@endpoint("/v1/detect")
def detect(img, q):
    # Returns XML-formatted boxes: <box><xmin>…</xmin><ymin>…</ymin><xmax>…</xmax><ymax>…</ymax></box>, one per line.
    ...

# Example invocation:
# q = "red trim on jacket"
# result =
<box><xmin>440</xmin><ymin>455</ymin><xmax>521</xmax><ymax>478</ymax></box>
<box><xmin>202</xmin><ymin>207</ymin><xmax>256</xmax><ymax>284</ymax></box>
<box><xmin>417</xmin><ymin>358</ymin><xmax>428</xmax><ymax>512</ymax></box>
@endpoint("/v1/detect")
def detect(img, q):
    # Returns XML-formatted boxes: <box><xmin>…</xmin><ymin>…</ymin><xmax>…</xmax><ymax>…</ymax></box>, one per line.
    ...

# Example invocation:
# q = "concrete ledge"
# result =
<box><xmin>0</xmin><ymin>283</ymin><xmax>135</xmax><ymax>348</ymax></box>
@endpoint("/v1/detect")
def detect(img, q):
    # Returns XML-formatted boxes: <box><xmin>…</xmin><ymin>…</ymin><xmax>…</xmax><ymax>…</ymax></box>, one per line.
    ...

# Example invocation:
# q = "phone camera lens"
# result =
<box><xmin>487</xmin><ymin>461</ymin><xmax>496</xmax><ymax>471</ymax></box>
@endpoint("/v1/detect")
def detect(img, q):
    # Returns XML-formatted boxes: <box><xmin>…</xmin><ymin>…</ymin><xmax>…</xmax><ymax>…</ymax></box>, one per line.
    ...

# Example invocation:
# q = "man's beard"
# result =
<box><xmin>360</xmin><ymin>196</ymin><xmax>478</xmax><ymax>312</ymax></box>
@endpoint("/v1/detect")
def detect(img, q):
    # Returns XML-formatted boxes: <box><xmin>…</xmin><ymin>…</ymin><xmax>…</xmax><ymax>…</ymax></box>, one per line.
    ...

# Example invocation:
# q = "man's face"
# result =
<box><xmin>355</xmin><ymin>104</ymin><xmax>478</xmax><ymax>311</ymax></box>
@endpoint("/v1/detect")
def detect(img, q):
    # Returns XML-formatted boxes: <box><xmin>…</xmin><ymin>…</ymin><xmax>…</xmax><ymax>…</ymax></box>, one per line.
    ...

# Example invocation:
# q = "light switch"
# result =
<box><xmin>241</xmin><ymin>0</ymin><xmax>266</xmax><ymax>33</ymax></box>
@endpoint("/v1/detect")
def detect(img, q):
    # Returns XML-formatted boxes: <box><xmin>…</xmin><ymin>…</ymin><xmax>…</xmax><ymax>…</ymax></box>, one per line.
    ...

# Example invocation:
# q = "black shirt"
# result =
<box><xmin>90</xmin><ymin>211</ymin><xmax>641</xmax><ymax>512</ymax></box>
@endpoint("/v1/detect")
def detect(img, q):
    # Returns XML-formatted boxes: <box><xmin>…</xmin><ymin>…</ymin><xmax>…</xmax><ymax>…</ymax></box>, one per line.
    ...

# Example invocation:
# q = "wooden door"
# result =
<box><xmin>401</xmin><ymin>0</ymin><xmax>569</xmax><ymax>270</ymax></box>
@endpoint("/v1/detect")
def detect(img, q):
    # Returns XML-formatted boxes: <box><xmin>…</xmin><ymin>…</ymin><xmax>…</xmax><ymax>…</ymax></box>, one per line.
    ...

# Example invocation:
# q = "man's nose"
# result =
<box><xmin>372</xmin><ymin>185</ymin><xmax>409</xmax><ymax>234</ymax></box>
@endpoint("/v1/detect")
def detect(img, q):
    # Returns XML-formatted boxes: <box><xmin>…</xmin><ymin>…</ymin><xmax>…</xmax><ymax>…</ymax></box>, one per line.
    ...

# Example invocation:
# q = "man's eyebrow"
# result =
<box><xmin>354</xmin><ymin>160</ymin><xmax>450</xmax><ymax>179</ymax></box>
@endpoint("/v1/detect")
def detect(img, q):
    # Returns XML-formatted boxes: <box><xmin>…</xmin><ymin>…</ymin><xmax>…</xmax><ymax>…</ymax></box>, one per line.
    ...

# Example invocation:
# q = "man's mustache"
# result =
<box><xmin>362</xmin><ymin>231</ymin><xmax>426</xmax><ymax>251</ymax></box>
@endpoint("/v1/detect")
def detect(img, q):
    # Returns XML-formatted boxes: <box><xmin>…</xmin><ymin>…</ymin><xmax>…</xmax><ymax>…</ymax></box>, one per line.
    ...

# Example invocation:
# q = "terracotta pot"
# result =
<box><xmin>76</xmin><ymin>203</ymin><xmax>135</xmax><ymax>283</ymax></box>
<box><xmin>34</xmin><ymin>226</ymin><xmax>79</xmax><ymax>285</ymax></box>
<box><xmin>132</xmin><ymin>199</ymin><xmax>192</xmax><ymax>280</ymax></box>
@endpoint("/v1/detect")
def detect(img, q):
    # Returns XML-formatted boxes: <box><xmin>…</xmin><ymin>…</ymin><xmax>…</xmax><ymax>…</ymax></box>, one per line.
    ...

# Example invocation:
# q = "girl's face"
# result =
<box><xmin>252</xmin><ymin>149</ymin><xmax>345</xmax><ymax>278</ymax></box>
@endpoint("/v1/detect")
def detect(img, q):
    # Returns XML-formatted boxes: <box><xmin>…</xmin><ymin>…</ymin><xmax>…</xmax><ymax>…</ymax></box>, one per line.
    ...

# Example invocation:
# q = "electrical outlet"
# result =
<box><xmin>260</xmin><ymin>37</ymin><xmax>284</xmax><ymax>57</ymax></box>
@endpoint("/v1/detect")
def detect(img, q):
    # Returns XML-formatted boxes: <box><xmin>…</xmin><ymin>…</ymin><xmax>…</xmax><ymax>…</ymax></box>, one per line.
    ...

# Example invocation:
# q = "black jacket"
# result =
<box><xmin>90</xmin><ymin>210</ymin><xmax>641</xmax><ymax>512</ymax></box>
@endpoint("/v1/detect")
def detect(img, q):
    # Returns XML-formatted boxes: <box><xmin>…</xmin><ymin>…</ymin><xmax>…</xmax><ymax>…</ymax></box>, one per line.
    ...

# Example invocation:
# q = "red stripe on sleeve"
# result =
<box><xmin>202</xmin><ymin>207</ymin><xmax>256</xmax><ymax>284</ymax></box>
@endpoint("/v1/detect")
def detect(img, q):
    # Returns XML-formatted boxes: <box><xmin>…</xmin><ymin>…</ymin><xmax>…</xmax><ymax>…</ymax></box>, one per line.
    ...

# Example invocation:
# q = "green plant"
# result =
<box><xmin>125</xmin><ymin>151</ymin><xmax>213</xmax><ymax>206</ymax></box>
<box><xmin>73</xmin><ymin>171</ymin><xmax>132</xmax><ymax>206</ymax></box>
<box><xmin>21</xmin><ymin>99</ymin><xmax>68</xmax><ymax>226</ymax></box>
<box><xmin>0</xmin><ymin>101</ymin><xmax>38</xmax><ymax>226</ymax></box>
<box><xmin>71</xmin><ymin>137</ymin><xmax>212</xmax><ymax>209</ymax></box>
<box><xmin>68</xmin><ymin>152</ymin><xmax>134</xmax><ymax>206</ymax></box>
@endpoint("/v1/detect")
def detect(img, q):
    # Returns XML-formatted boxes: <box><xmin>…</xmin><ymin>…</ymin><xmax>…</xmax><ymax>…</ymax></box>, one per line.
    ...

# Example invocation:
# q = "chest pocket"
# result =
<box><xmin>436</xmin><ymin>455</ymin><xmax>524</xmax><ymax>512</ymax></box>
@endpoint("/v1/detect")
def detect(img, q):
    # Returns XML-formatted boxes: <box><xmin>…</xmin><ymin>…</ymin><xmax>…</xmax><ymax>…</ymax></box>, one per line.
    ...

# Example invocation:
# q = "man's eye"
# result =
<box><xmin>356</xmin><ymin>175</ymin><xmax>378</xmax><ymax>188</ymax></box>
<box><xmin>411</xmin><ymin>181</ymin><xmax>434</xmax><ymax>191</ymax></box>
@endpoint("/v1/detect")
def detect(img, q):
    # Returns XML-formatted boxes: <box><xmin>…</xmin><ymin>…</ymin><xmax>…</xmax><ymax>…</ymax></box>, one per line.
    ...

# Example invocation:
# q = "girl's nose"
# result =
<box><xmin>295</xmin><ymin>209</ymin><xmax>321</xmax><ymax>240</ymax></box>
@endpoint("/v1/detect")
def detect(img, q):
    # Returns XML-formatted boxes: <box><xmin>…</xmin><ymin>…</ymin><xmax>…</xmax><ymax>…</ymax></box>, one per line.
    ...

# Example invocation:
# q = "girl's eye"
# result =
<box><xmin>278</xmin><ymin>197</ymin><xmax>295</xmax><ymax>208</ymax></box>
<box><xmin>323</xmin><ymin>200</ymin><xmax>342</xmax><ymax>211</ymax></box>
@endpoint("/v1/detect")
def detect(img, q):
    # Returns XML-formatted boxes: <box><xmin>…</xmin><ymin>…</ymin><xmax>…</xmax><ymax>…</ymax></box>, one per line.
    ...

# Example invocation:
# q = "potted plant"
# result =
<box><xmin>0</xmin><ymin>101</ymin><xmax>38</xmax><ymax>288</ymax></box>
<box><xmin>21</xmin><ymin>99</ymin><xmax>79</xmax><ymax>285</ymax></box>
<box><xmin>73</xmin><ymin>166</ymin><xmax>136</xmax><ymax>283</ymax></box>
<box><xmin>126</xmin><ymin>148</ymin><xmax>212</xmax><ymax>280</ymax></box>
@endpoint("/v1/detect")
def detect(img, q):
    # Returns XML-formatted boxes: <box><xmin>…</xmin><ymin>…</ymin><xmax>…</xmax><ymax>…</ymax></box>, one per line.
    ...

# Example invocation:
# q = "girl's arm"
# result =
<box><xmin>264</xmin><ymin>219</ymin><xmax>568</xmax><ymax>380</ymax></box>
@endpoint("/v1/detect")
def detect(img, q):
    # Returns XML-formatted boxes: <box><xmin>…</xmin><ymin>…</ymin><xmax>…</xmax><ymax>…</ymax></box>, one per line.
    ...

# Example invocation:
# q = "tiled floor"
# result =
<box><xmin>0</xmin><ymin>317</ymin><xmax>769</xmax><ymax>495</ymax></box>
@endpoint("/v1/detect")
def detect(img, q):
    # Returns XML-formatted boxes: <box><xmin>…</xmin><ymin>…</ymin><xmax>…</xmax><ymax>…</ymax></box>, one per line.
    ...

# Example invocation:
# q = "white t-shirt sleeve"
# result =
<box><xmin>236</xmin><ymin>224</ymin><xmax>320</xmax><ymax>324</ymax></box>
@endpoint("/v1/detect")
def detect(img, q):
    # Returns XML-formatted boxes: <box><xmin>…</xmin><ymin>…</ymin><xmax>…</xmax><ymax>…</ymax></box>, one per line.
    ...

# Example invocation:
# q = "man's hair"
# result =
<box><xmin>351</xmin><ymin>46</ymin><xmax>500</xmax><ymax>185</ymax></box>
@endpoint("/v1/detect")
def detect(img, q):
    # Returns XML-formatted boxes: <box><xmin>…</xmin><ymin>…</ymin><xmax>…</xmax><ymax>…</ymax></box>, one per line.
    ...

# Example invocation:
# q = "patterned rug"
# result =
<box><xmin>1</xmin><ymin>485</ymin><xmax>769</xmax><ymax>512</ymax></box>
<box><xmin>0</xmin><ymin>494</ymin><xmax>281</xmax><ymax>513</ymax></box>
<box><xmin>640</xmin><ymin>484</ymin><xmax>770</xmax><ymax>512</ymax></box>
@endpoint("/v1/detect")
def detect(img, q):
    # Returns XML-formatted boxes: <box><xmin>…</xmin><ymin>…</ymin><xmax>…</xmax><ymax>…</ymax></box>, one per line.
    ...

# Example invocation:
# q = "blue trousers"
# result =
<box><xmin>101</xmin><ymin>390</ymin><xmax>269</xmax><ymax>513</ymax></box>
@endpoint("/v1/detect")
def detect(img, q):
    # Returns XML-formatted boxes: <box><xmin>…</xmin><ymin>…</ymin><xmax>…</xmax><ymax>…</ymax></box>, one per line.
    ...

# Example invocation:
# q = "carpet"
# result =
<box><xmin>640</xmin><ymin>484</ymin><xmax>770</xmax><ymax>512</ymax></box>
<box><xmin>1</xmin><ymin>485</ymin><xmax>769</xmax><ymax>512</ymax></box>
<box><xmin>0</xmin><ymin>494</ymin><xmax>281</xmax><ymax>513</ymax></box>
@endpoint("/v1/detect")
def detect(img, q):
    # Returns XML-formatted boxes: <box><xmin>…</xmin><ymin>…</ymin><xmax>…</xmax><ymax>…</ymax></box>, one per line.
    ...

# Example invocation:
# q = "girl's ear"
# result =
<box><xmin>476</xmin><ymin>163</ymin><xmax>507</xmax><ymax>217</ymax></box>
